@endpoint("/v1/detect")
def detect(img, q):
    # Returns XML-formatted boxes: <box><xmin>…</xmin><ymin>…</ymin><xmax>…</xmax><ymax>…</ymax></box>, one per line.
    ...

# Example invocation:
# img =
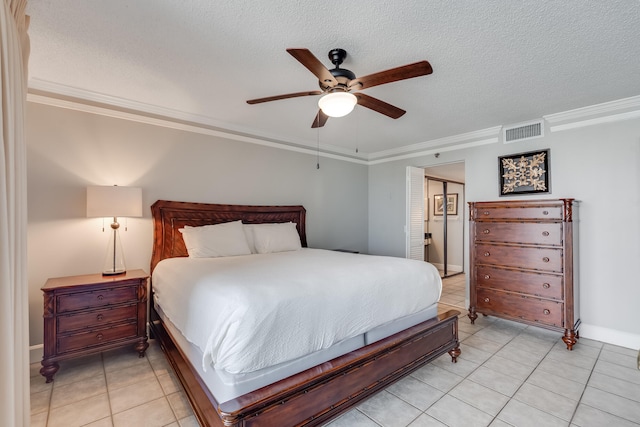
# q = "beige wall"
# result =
<box><xmin>26</xmin><ymin>102</ymin><xmax>369</xmax><ymax>347</ymax></box>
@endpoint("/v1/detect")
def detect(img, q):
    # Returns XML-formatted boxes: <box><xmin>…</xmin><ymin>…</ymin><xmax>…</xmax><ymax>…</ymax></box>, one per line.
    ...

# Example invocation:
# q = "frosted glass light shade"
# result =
<box><xmin>87</xmin><ymin>186</ymin><xmax>142</xmax><ymax>218</ymax></box>
<box><xmin>318</xmin><ymin>92</ymin><xmax>357</xmax><ymax>117</ymax></box>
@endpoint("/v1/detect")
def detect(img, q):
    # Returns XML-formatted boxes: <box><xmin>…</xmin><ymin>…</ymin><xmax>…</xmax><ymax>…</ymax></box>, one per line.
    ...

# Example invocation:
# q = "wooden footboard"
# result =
<box><xmin>150</xmin><ymin>307</ymin><xmax>460</xmax><ymax>427</ymax></box>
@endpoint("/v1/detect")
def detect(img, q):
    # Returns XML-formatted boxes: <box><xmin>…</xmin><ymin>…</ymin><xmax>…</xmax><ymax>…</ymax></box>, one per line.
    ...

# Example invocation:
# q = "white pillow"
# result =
<box><xmin>252</xmin><ymin>222</ymin><xmax>302</xmax><ymax>254</ymax></box>
<box><xmin>179</xmin><ymin>220</ymin><xmax>252</xmax><ymax>258</ymax></box>
<box><xmin>243</xmin><ymin>224</ymin><xmax>257</xmax><ymax>254</ymax></box>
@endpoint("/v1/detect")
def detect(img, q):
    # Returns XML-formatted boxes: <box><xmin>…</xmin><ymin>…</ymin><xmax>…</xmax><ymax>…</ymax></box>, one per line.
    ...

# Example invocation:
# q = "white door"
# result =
<box><xmin>405</xmin><ymin>166</ymin><xmax>425</xmax><ymax>260</ymax></box>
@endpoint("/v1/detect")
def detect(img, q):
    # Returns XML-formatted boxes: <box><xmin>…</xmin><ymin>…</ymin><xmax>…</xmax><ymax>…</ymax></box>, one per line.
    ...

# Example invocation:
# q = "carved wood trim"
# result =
<box><xmin>43</xmin><ymin>293</ymin><xmax>55</xmax><ymax>317</ymax></box>
<box><xmin>150</xmin><ymin>200</ymin><xmax>307</xmax><ymax>273</ymax></box>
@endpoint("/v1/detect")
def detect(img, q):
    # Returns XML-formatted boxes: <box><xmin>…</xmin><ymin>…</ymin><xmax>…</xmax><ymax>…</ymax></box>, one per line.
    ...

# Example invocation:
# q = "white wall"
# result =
<box><xmin>369</xmin><ymin>118</ymin><xmax>640</xmax><ymax>349</ymax></box>
<box><xmin>26</xmin><ymin>102</ymin><xmax>369</xmax><ymax>347</ymax></box>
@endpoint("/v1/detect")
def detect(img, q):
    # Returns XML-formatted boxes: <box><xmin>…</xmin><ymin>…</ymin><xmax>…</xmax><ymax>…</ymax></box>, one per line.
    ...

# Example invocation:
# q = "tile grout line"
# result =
<box><xmin>452</xmin><ymin>321</ymin><xmax>567</xmax><ymax>426</ymax></box>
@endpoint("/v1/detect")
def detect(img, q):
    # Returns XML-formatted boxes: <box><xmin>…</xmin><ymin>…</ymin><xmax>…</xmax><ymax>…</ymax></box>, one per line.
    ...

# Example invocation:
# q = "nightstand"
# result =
<box><xmin>40</xmin><ymin>269</ymin><xmax>149</xmax><ymax>382</ymax></box>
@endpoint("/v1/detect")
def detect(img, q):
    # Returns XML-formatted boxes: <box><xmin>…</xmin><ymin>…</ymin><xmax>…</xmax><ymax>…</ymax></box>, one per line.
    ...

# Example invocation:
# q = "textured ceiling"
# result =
<box><xmin>26</xmin><ymin>1</ymin><xmax>640</xmax><ymax>157</ymax></box>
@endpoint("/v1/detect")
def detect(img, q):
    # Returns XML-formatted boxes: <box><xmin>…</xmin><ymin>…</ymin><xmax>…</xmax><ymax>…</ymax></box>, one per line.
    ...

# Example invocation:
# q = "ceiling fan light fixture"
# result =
<box><xmin>318</xmin><ymin>92</ymin><xmax>357</xmax><ymax>117</ymax></box>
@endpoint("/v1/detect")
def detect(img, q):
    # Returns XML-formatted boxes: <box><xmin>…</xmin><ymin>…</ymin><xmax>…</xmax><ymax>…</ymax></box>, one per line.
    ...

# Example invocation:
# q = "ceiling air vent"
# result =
<box><xmin>503</xmin><ymin>120</ymin><xmax>544</xmax><ymax>144</ymax></box>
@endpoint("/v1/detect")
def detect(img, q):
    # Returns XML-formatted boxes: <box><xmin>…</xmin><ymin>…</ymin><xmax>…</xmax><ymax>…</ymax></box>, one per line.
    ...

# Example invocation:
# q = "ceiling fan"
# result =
<box><xmin>246</xmin><ymin>48</ymin><xmax>433</xmax><ymax>128</ymax></box>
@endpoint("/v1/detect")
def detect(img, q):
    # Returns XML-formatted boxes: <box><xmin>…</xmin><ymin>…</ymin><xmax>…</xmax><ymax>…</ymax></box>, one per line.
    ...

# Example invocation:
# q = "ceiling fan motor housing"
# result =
<box><xmin>319</xmin><ymin>48</ymin><xmax>355</xmax><ymax>91</ymax></box>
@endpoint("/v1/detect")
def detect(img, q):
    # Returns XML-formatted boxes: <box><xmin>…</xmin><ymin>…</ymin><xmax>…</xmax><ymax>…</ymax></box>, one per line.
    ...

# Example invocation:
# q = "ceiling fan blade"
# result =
<box><xmin>349</xmin><ymin>60</ymin><xmax>433</xmax><ymax>91</ymax></box>
<box><xmin>247</xmin><ymin>90</ymin><xmax>322</xmax><ymax>104</ymax></box>
<box><xmin>287</xmin><ymin>48</ymin><xmax>338</xmax><ymax>87</ymax></box>
<box><xmin>311</xmin><ymin>110</ymin><xmax>329</xmax><ymax>128</ymax></box>
<box><xmin>355</xmin><ymin>93</ymin><xmax>406</xmax><ymax>119</ymax></box>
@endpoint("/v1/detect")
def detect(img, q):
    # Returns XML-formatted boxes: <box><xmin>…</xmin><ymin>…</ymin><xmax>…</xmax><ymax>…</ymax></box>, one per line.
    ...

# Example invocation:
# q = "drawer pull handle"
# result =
<box><xmin>542</xmin><ymin>257</ymin><xmax>550</xmax><ymax>262</ymax></box>
<box><xmin>483</xmin><ymin>229</ymin><xmax>490</xmax><ymax>234</ymax></box>
<box><xmin>97</xmin><ymin>295</ymin><xmax>104</xmax><ymax>301</ymax></box>
<box><xmin>483</xmin><ymin>211</ymin><xmax>490</xmax><ymax>216</ymax></box>
<box><xmin>96</xmin><ymin>333</ymin><xmax>104</xmax><ymax>341</ymax></box>
<box><xmin>484</xmin><ymin>252</ymin><xmax>490</xmax><ymax>257</ymax></box>
<box><xmin>543</xmin><ymin>309</ymin><xmax>550</xmax><ymax>315</ymax></box>
<box><xmin>542</xmin><ymin>283</ymin><xmax>550</xmax><ymax>289</ymax></box>
<box><xmin>97</xmin><ymin>314</ymin><xmax>104</xmax><ymax>321</ymax></box>
<box><xmin>484</xmin><ymin>274</ymin><xmax>490</xmax><ymax>280</ymax></box>
<box><xmin>484</xmin><ymin>298</ymin><xmax>490</xmax><ymax>303</ymax></box>
<box><xmin>542</xmin><ymin>231</ymin><xmax>549</xmax><ymax>236</ymax></box>
<box><xmin>543</xmin><ymin>210</ymin><xmax>549</xmax><ymax>215</ymax></box>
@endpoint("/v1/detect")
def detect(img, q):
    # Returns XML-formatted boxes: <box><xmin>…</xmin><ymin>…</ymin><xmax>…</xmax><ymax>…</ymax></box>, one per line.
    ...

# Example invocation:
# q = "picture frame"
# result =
<box><xmin>434</xmin><ymin>193</ymin><xmax>458</xmax><ymax>216</ymax></box>
<box><xmin>499</xmin><ymin>149</ymin><xmax>550</xmax><ymax>196</ymax></box>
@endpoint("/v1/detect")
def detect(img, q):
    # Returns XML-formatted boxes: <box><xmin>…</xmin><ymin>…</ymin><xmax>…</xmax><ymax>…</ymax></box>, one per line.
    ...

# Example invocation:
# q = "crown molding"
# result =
<box><xmin>544</xmin><ymin>94</ymin><xmax>640</xmax><ymax>132</ymax></box>
<box><xmin>367</xmin><ymin>126</ymin><xmax>502</xmax><ymax>161</ymax></box>
<box><xmin>27</xmin><ymin>78</ymin><xmax>367</xmax><ymax>163</ymax></box>
<box><xmin>368</xmin><ymin>137</ymin><xmax>499</xmax><ymax>165</ymax></box>
<box><xmin>27</xmin><ymin>79</ymin><xmax>640</xmax><ymax>166</ymax></box>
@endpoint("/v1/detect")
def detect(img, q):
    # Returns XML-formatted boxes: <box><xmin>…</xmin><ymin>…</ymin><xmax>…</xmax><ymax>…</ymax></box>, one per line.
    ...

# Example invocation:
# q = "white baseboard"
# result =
<box><xmin>455</xmin><ymin>306</ymin><xmax>640</xmax><ymax>352</ymax></box>
<box><xmin>29</xmin><ymin>344</ymin><xmax>43</xmax><ymax>364</ymax></box>
<box><xmin>578</xmin><ymin>324</ymin><xmax>640</xmax><ymax>350</ymax></box>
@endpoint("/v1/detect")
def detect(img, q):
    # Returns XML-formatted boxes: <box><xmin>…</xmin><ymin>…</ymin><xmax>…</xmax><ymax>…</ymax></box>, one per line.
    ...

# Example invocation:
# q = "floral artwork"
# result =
<box><xmin>499</xmin><ymin>149</ymin><xmax>550</xmax><ymax>196</ymax></box>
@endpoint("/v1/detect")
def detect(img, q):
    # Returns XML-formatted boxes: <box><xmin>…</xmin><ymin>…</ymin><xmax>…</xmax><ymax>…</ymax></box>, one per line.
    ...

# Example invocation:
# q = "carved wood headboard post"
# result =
<box><xmin>150</xmin><ymin>200</ymin><xmax>307</xmax><ymax>273</ymax></box>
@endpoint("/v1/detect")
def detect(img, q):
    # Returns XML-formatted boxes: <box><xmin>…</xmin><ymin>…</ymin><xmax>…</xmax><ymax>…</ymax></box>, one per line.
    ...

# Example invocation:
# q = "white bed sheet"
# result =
<box><xmin>154</xmin><ymin>300</ymin><xmax>439</xmax><ymax>403</ymax></box>
<box><xmin>152</xmin><ymin>248</ymin><xmax>442</xmax><ymax>375</ymax></box>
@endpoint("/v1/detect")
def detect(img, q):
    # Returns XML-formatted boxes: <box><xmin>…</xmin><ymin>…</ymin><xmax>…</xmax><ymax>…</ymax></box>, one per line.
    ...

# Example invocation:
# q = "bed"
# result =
<box><xmin>149</xmin><ymin>200</ymin><xmax>461</xmax><ymax>427</ymax></box>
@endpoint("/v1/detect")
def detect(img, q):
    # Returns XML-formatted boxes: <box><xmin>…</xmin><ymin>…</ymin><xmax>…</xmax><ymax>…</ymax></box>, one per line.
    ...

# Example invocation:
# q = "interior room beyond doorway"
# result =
<box><xmin>423</xmin><ymin>163</ymin><xmax>465</xmax><ymax>280</ymax></box>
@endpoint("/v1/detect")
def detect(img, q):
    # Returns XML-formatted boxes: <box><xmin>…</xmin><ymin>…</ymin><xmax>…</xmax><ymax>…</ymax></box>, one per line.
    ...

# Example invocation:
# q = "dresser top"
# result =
<box><xmin>42</xmin><ymin>269</ymin><xmax>148</xmax><ymax>291</ymax></box>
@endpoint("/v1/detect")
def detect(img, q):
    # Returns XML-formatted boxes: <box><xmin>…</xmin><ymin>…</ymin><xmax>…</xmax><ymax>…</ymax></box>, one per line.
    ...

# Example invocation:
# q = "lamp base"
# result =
<box><xmin>102</xmin><ymin>269</ymin><xmax>126</xmax><ymax>276</ymax></box>
<box><xmin>102</xmin><ymin>224</ymin><xmax>127</xmax><ymax>277</ymax></box>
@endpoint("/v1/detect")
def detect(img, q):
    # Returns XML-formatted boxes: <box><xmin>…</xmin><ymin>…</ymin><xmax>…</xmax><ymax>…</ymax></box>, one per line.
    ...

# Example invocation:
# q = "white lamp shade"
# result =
<box><xmin>318</xmin><ymin>92</ymin><xmax>357</xmax><ymax>117</ymax></box>
<box><xmin>86</xmin><ymin>186</ymin><xmax>142</xmax><ymax>218</ymax></box>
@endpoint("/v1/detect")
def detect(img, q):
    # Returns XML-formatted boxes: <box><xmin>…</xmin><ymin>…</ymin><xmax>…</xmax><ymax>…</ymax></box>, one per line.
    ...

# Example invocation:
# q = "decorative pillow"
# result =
<box><xmin>179</xmin><ymin>220</ymin><xmax>252</xmax><ymax>258</ymax></box>
<box><xmin>251</xmin><ymin>222</ymin><xmax>302</xmax><ymax>254</ymax></box>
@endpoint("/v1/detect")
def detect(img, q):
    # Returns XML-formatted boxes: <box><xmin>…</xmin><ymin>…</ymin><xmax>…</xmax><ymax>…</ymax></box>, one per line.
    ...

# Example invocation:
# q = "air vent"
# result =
<box><xmin>503</xmin><ymin>120</ymin><xmax>544</xmax><ymax>143</ymax></box>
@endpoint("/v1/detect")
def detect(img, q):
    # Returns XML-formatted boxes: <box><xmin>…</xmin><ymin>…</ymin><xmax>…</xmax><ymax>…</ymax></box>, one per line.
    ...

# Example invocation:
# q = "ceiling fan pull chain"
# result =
<box><xmin>316</xmin><ymin>116</ymin><xmax>320</xmax><ymax>170</ymax></box>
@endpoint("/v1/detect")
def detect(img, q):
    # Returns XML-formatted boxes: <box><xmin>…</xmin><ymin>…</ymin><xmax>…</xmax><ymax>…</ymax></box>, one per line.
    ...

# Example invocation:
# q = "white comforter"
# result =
<box><xmin>152</xmin><ymin>248</ymin><xmax>442</xmax><ymax>374</ymax></box>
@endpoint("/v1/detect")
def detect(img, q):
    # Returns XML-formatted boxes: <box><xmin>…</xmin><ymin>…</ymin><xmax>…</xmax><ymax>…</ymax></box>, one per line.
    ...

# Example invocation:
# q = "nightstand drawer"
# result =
<box><xmin>57</xmin><ymin>304</ymin><xmax>138</xmax><ymax>333</ymax></box>
<box><xmin>475</xmin><ymin>223</ymin><xmax>562</xmax><ymax>246</ymax></box>
<box><xmin>476</xmin><ymin>288</ymin><xmax>564</xmax><ymax>328</ymax></box>
<box><xmin>57</xmin><ymin>286</ymin><xmax>137</xmax><ymax>313</ymax></box>
<box><xmin>474</xmin><ymin>206</ymin><xmax>563</xmax><ymax>220</ymax></box>
<box><xmin>476</xmin><ymin>266</ymin><xmax>563</xmax><ymax>300</ymax></box>
<box><xmin>57</xmin><ymin>322</ymin><xmax>138</xmax><ymax>354</ymax></box>
<box><xmin>475</xmin><ymin>244</ymin><xmax>563</xmax><ymax>272</ymax></box>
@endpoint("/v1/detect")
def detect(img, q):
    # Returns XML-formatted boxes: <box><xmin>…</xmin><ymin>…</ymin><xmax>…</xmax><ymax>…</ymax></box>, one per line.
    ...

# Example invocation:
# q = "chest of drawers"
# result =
<box><xmin>40</xmin><ymin>269</ymin><xmax>149</xmax><ymax>382</ymax></box>
<box><xmin>468</xmin><ymin>199</ymin><xmax>579</xmax><ymax>349</ymax></box>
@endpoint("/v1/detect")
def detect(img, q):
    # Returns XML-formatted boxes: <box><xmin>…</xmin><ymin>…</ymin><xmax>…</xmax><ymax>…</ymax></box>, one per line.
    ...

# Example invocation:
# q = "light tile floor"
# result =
<box><xmin>437</xmin><ymin>273</ymin><xmax>466</xmax><ymax>309</ymax></box>
<box><xmin>30</xmin><ymin>276</ymin><xmax>640</xmax><ymax>427</ymax></box>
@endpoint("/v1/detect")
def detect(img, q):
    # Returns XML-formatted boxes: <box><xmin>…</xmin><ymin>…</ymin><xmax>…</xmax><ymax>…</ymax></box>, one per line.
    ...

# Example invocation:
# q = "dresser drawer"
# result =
<box><xmin>475</xmin><ymin>223</ymin><xmax>562</xmax><ymax>246</ymax></box>
<box><xmin>57</xmin><ymin>286</ymin><xmax>137</xmax><ymax>313</ymax></box>
<box><xmin>57</xmin><ymin>322</ymin><xmax>138</xmax><ymax>354</ymax></box>
<box><xmin>475</xmin><ymin>266</ymin><xmax>563</xmax><ymax>300</ymax></box>
<box><xmin>476</xmin><ymin>288</ymin><xmax>564</xmax><ymax>328</ymax></box>
<box><xmin>475</xmin><ymin>244</ymin><xmax>563</xmax><ymax>272</ymax></box>
<box><xmin>57</xmin><ymin>304</ymin><xmax>138</xmax><ymax>333</ymax></box>
<box><xmin>474</xmin><ymin>206</ymin><xmax>562</xmax><ymax>221</ymax></box>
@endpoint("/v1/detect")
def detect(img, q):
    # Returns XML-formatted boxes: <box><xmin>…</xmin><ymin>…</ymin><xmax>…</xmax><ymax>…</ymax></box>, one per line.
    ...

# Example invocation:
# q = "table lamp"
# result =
<box><xmin>86</xmin><ymin>185</ymin><xmax>142</xmax><ymax>275</ymax></box>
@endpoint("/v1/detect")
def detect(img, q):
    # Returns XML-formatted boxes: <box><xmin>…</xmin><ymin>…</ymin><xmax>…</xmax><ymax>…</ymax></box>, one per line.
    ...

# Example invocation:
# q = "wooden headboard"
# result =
<box><xmin>150</xmin><ymin>200</ymin><xmax>307</xmax><ymax>273</ymax></box>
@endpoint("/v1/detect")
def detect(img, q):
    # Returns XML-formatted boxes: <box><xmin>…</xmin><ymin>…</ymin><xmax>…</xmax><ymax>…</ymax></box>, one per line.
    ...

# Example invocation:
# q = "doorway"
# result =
<box><xmin>423</xmin><ymin>163</ymin><xmax>466</xmax><ymax>309</ymax></box>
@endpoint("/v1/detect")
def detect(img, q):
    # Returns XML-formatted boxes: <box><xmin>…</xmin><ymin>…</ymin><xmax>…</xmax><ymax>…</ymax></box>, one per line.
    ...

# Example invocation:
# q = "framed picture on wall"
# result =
<box><xmin>499</xmin><ymin>149</ymin><xmax>550</xmax><ymax>196</ymax></box>
<box><xmin>434</xmin><ymin>193</ymin><xmax>458</xmax><ymax>216</ymax></box>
